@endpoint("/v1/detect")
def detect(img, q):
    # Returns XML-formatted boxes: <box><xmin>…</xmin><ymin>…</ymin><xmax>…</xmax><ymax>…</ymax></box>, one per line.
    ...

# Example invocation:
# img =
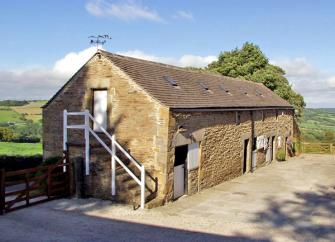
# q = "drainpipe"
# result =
<box><xmin>250</xmin><ymin>110</ymin><xmax>256</xmax><ymax>172</ymax></box>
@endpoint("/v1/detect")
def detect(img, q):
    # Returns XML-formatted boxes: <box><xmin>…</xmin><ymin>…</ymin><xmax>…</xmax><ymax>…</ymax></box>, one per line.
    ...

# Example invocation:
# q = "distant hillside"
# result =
<box><xmin>299</xmin><ymin>108</ymin><xmax>335</xmax><ymax>143</ymax></box>
<box><xmin>0</xmin><ymin>100</ymin><xmax>46</xmax><ymax>123</ymax></box>
<box><xmin>322</xmin><ymin>108</ymin><xmax>335</xmax><ymax>113</ymax></box>
<box><xmin>0</xmin><ymin>100</ymin><xmax>29</xmax><ymax>106</ymax></box>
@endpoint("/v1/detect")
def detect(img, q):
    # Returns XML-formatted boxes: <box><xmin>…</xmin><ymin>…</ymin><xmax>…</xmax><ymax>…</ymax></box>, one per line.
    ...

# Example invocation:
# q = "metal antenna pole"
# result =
<box><xmin>88</xmin><ymin>35</ymin><xmax>112</xmax><ymax>51</ymax></box>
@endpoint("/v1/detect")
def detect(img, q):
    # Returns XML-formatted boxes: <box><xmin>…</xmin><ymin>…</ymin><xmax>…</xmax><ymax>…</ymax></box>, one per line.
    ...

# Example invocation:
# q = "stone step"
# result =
<box><xmin>115</xmin><ymin>189</ymin><xmax>151</xmax><ymax>203</ymax></box>
<box><xmin>117</xmin><ymin>178</ymin><xmax>139</xmax><ymax>190</ymax></box>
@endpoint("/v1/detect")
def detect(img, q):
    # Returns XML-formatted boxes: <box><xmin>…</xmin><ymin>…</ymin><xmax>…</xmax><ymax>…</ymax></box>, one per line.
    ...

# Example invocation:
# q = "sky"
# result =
<box><xmin>1</xmin><ymin>0</ymin><xmax>335</xmax><ymax>108</ymax></box>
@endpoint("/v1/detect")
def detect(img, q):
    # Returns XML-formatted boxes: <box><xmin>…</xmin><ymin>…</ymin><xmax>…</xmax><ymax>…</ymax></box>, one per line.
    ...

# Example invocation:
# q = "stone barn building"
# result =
<box><xmin>43</xmin><ymin>50</ymin><xmax>294</xmax><ymax>208</ymax></box>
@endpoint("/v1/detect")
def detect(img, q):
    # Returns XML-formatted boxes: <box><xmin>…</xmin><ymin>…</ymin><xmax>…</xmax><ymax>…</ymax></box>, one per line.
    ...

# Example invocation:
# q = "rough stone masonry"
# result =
<box><xmin>43</xmin><ymin>50</ymin><xmax>294</xmax><ymax>208</ymax></box>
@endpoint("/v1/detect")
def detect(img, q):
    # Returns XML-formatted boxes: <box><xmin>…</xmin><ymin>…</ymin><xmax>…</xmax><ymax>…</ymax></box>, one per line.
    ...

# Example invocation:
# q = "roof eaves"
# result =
<box><xmin>171</xmin><ymin>106</ymin><xmax>294</xmax><ymax>112</ymax></box>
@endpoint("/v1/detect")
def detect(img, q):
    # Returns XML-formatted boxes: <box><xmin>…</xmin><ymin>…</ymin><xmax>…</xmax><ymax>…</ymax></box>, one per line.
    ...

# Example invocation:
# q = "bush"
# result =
<box><xmin>0</xmin><ymin>155</ymin><xmax>42</xmax><ymax>171</ymax></box>
<box><xmin>0</xmin><ymin>127</ymin><xmax>14</xmax><ymax>141</ymax></box>
<box><xmin>10</xmin><ymin>136</ymin><xmax>41</xmax><ymax>143</ymax></box>
<box><xmin>276</xmin><ymin>149</ymin><xmax>286</xmax><ymax>161</ymax></box>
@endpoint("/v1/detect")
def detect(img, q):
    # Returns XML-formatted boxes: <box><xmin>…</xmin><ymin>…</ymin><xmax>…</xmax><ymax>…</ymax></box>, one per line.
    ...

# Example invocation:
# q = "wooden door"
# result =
<box><xmin>173</xmin><ymin>164</ymin><xmax>185</xmax><ymax>199</ymax></box>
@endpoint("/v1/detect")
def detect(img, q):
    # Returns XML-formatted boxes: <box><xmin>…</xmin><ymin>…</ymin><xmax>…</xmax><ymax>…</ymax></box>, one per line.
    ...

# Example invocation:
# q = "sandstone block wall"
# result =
<box><xmin>166</xmin><ymin>109</ymin><xmax>293</xmax><ymax>200</ymax></box>
<box><xmin>43</xmin><ymin>54</ymin><xmax>170</xmax><ymax>206</ymax></box>
<box><xmin>43</xmin><ymin>52</ymin><xmax>294</xmax><ymax>207</ymax></box>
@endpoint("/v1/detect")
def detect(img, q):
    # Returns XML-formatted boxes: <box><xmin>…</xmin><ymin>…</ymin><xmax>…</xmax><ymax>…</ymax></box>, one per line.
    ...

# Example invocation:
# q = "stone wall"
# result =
<box><xmin>43</xmin><ymin>53</ymin><xmax>170</xmax><ymax>206</ymax></box>
<box><xmin>43</xmin><ymin>51</ymin><xmax>294</xmax><ymax>207</ymax></box>
<box><xmin>166</xmin><ymin>109</ymin><xmax>293</xmax><ymax>201</ymax></box>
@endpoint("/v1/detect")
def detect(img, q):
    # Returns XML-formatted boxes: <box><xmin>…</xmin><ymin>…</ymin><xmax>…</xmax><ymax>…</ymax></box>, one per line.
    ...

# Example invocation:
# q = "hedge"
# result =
<box><xmin>0</xmin><ymin>155</ymin><xmax>43</xmax><ymax>171</ymax></box>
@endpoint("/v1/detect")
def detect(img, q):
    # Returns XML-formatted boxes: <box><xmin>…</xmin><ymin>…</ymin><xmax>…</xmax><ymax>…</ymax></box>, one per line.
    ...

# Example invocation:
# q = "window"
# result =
<box><xmin>163</xmin><ymin>76</ymin><xmax>179</xmax><ymax>87</ymax></box>
<box><xmin>256</xmin><ymin>89</ymin><xmax>263</xmax><ymax>97</ymax></box>
<box><xmin>220</xmin><ymin>84</ymin><xmax>231</xmax><ymax>95</ymax></box>
<box><xmin>241</xmin><ymin>89</ymin><xmax>248</xmax><ymax>96</ymax></box>
<box><xmin>199</xmin><ymin>82</ymin><xmax>211</xmax><ymax>92</ymax></box>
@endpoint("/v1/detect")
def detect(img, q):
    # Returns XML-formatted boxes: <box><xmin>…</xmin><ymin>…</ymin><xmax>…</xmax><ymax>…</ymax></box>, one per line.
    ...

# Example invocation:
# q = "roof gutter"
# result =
<box><xmin>171</xmin><ymin>106</ymin><xmax>294</xmax><ymax>112</ymax></box>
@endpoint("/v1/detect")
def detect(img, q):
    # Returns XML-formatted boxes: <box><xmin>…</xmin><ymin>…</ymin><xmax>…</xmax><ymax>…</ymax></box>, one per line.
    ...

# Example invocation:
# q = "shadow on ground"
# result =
<box><xmin>1</xmin><ymin>201</ymin><xmax>269</xmax><ymax>242</ymax></box>
<box><xmin>249</xmin><ymin>185</ymin><xmax>335</xmax><ymax>240</ymax></box>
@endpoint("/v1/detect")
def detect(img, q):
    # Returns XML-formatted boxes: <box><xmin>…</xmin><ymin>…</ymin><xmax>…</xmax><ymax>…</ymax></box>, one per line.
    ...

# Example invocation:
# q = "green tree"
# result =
<box><xmin>207</xmin><ymin>42</ymin><xmax>305</xmax><ymax>115</ymax></box>
<box><xmin>0</xmin><ymin>127</ymin><xmax>14</xmax><ymax>141</ymax></box>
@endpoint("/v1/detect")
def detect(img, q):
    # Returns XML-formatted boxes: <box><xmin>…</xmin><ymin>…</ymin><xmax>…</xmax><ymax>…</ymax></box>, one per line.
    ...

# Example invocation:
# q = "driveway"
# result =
<box><xmin>1</xmin><ymin>154</ymin><xmax>335</xmax><ymax>242</ymax></box>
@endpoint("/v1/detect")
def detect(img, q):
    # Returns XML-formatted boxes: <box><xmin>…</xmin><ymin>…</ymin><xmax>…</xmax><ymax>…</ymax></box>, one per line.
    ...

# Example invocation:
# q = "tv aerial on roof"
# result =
<box><xmin>89</xmin><ymin>35</ymin><xmax>112</xmax><ymax>51</ymax></box>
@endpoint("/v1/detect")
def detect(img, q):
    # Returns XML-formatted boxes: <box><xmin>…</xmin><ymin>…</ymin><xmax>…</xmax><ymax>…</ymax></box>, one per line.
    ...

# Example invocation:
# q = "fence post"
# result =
<box><xmin>68</xmin><ymin>153</ymin><xmax>74</xmax><ymax>197</ymax></box>
<box><xmin>0</xmin><ymin>169</ymin><xmax>5</xmax><ymax>215</ymax></box>
<box><xmin>330</xmin><ymin>143</ymin><xmax>334</xmax><ymax>155</ymax></box>
<box><xmin>25</xmin><ymin>174</ymin><xmax>29</xmax><ymax>206</ymax></box>
<box><xmin>47</xmin><ymin>166</ymin><xmax>52</xmax><ymax>199</ymax></box>
<box><xmin>111</xmin><ymin>135</ymin><xmax>116</xmax><ymax>196</ymax></box>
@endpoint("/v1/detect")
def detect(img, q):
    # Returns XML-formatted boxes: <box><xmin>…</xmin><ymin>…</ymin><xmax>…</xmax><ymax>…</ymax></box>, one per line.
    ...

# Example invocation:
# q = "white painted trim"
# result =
<box><xmin>63</xmin><ymin>109</ymin><xmax>146</xmax><ymax>209</ymax></box>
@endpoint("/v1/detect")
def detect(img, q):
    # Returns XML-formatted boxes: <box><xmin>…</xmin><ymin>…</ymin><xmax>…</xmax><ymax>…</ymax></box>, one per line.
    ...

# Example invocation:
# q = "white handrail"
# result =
<box><xmin>63</xmin><ymin>109</ymin><xmax>146</xmax><ymax>209</ymax></box>
<box><xmin>114</xmin><ymin>156</ymin><xmax>141</xmax><ymax>185</ymax></box>
<box><xmin>66</xmin><ymin>111</ymin><xmax>87</xmax><ymax>116</ymax></box>
<box><xmin>88</xmin><ymin>128</ymin><xmax>113</xmax><ymax>156</ymax></box>
<box><xmin>87</xmin><ymin>112</ymin><xmax>142</xmax><ymax>170</ymax></box>
<box><xmin>87</xmin><ymin>112</ymin><xmax>113</xmax><ymax>140</ymax></box>
<box><xmin>114</xmin><ymin>140</ymin><xmax>142</xmax><ymax>170</ymax></box>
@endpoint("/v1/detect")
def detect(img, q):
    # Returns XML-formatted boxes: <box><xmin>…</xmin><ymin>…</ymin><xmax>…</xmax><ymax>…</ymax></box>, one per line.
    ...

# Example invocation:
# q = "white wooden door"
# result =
<box><xmin>187</xmin><ymin>143</ymin><xmax>200</xmax><ymax>170</ymax></box>
<box><xmin>173</xmin><ymin>164</ymin><xmax>184</xmax><ymax>199</ymax></box>
<box><xmin>266</xmin><ymin>147</ymin><xmax>271</xmax><ymax>163</ymax></box>
<box><xmin>93</xmin><ymin>90</ymin><xmax>108</xmax><ymax>131</ymax></box>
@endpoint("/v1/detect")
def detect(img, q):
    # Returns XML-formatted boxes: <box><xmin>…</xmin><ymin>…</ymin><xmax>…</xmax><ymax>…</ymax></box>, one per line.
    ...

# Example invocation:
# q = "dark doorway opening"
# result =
<box><xmin>173</xmin><ymin>145</ymin><xmax>188</xmax><ymax>199</ymax></box>
<box><xmin>174</xmin><ymin>145</ymin><xmax>188</xmax><ymax>166</ymax></box>
<box><xmin>252</xmin><ymin>137</ymin><xmax>257</xmax><ymax>151</ymax></box>
<box><xmin>243</xmin><ymin>139</ymin><xmax>249</xmax><ymax>174</ymax></box>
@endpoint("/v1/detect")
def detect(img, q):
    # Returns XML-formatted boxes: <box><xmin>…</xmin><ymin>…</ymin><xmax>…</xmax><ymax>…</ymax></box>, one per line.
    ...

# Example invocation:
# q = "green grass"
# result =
<box><xmin>299</xmin><ymin>108</ymin><xmax>335</xmax><ymax>143</ymax></box>
<box><xmin>0</xmin><ymin>108</ymin><xmax>25</xmax><ymax>123</ymax></box>
<box><xmin>11</xmin><ymin>100</ymin><xmax>46</xmax><ymax>122</ymax></box>
<box><xmin>0</xmin><ymin>142</ymin><xmax>42</xmax><ymax>156</ymax></box>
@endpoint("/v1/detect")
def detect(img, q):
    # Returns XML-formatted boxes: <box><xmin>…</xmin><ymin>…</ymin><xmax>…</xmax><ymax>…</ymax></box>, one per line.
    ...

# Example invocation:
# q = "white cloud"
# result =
<box><xmin>0</xmin><ymin>48</ymin><xmax>216</xmax><ymax>100</ymax></box>
<box><xmin>173</xmin><ymin>10</ymin><xmax>194</xmax><ymax>21</ymax></box>
<box><xmin>271</xmin><ymin>57</ymin><xmax>335</xmax><ymax>108</ymax></box>
<box><xmin>53</xmin><ymin>47</ymin><xmax>97</xmax><ymax>76</ymax></box>
<box><xmin>0</xmin><ymin>47</ymin><xmax>97</xmax><ymax>100</ymax></box>
<box><xmin>85</xmin><ymin>0</ymin><xmax>164</xmax><ymax>22</ymax></box>
<box><xmin>116</xmin><ymin>50</ymin><xmax>216</xmax><ymax>68</ymax></box>
<box><xmin>327</xmin><ymin>76</ymin><xmax>335</xmax><ymax>88</ymax></box>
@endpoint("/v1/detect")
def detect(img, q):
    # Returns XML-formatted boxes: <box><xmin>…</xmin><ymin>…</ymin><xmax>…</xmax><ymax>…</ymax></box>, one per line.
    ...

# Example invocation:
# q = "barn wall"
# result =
<box><xmin>166</xmin><ymin>109</ymin><xmax>293</xmax><ymax>201</ymax></box>
<box><xmin>43</xmin><ymin>54</ymin><xmax>170</xmax><ymax>207</ymax></box>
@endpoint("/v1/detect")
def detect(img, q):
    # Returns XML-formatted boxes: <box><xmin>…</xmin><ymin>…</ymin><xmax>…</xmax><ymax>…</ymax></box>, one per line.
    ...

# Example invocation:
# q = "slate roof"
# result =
<box><xmin>102</xmin><ymin>51</ymin><xmax>292</xmax><ymax>109</ymax></box>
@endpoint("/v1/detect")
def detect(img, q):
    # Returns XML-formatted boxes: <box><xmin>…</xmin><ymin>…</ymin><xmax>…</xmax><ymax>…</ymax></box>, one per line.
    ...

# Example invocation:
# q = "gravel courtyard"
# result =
<box><xmin>1</xmin><ymin>154</ymin><xmax>335</xmax><ymax>242</ymax></box>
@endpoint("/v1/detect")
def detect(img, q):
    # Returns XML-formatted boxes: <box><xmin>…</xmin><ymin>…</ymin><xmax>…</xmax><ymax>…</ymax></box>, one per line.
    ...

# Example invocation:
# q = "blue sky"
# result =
<box><xmin>1</xmin><ymin>0</ymin><xmax>335</xmax><ymax>107</ymax></box>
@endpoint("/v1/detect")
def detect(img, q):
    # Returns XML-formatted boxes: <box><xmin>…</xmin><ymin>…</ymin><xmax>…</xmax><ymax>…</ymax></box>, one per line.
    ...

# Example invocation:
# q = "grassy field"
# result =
<box><xmin>0</xmin><ymin>100</ymin><xmax>46</xmax><ymax>156</ymax></box>
<box><xmin>0</xmin><ymin>142</ymin><xmax>42</xmax><ymax>156</ymax></box>
<box><xmin>11</xmin><ymin>100</ymin><xmax>46</xmax><ymax>122</ymax></box>
<box><xmin>299</xmin><ymin>108</ymin><xmax>335</xmax><ymax>143</ymax></box>
<box><xmin>0</xmin><ymin>106</ymin><xmax>25</xmax><ymax>124</ymax></box>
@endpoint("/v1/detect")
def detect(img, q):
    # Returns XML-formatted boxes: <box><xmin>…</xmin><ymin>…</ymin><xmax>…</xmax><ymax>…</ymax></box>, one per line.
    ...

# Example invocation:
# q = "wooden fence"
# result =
<box><xmin>0</xmin><ymin>155</ymin><xmax>73</xmax><ymax>215</ymax></box>
<box><xmin>298</xmin><ymin>142</ymin><xmax>335</xmax><ymax>154</ymax></box>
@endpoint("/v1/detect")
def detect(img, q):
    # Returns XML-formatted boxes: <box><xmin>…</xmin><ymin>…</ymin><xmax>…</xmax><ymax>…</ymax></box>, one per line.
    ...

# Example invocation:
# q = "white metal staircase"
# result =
<box><xmin>63</xmin><ymin>109</ymin><xmax>146</xmax><ymax>209</ymax></box>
